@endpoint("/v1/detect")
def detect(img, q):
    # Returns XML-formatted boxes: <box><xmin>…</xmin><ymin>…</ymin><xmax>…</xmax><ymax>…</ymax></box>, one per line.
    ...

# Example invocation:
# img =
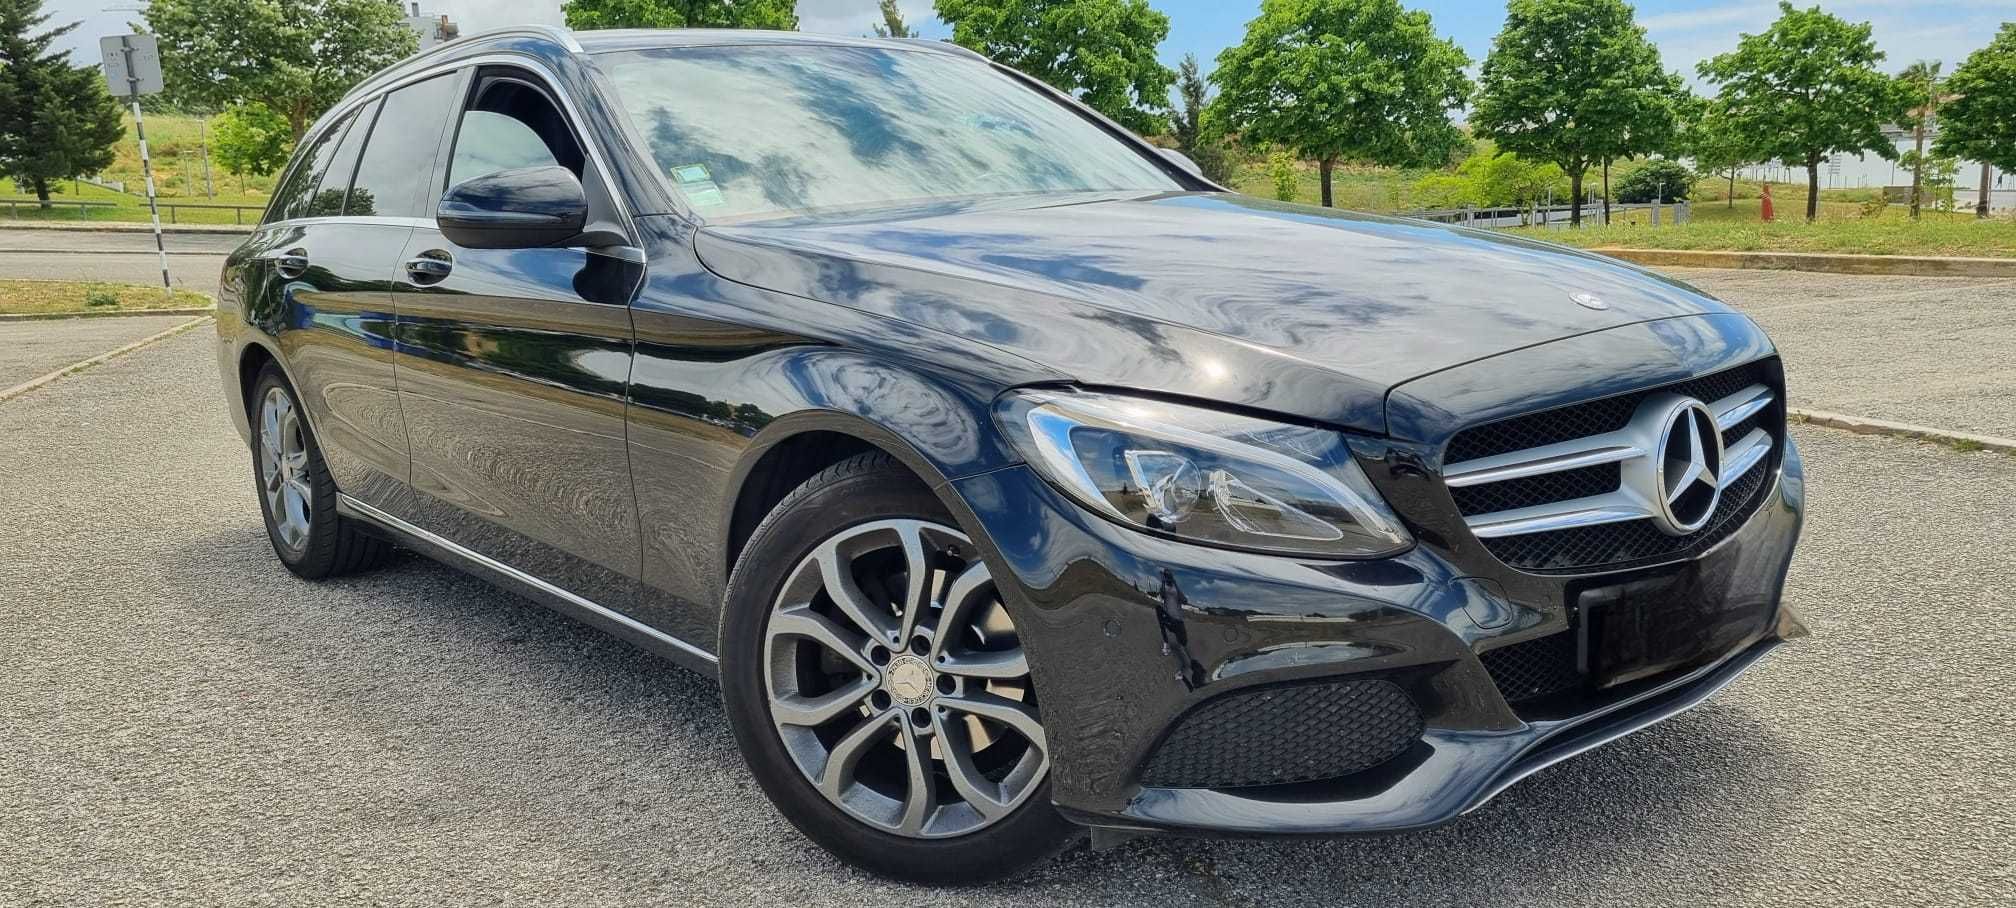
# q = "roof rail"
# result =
<box><xmin>340</xmin><ymin>25</ymin><xmax>583</xmax><ymax>102</ymax></box>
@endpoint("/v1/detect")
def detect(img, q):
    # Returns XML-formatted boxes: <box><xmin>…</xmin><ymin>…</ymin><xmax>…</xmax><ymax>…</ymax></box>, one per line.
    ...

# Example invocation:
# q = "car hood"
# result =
<box><xmin>694</xmin><ymin>192</ymin><xmax>1737</xmax><ymax>433</ymax></box>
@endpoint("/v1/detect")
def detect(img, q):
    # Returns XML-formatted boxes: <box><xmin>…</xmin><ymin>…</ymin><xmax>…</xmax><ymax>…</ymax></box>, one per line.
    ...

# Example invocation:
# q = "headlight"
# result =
<box><xmin>996</xmin><ymin>390</ymin><xmax>1411</xmax><ymax>558</ymax></box>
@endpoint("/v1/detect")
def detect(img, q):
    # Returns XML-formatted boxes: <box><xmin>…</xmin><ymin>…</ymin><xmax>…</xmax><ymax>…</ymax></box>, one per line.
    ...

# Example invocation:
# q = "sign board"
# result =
<box><xmin>99</xmin><ymin>34</ymin><xmax>163</xmax><ymax>96</ymax></box>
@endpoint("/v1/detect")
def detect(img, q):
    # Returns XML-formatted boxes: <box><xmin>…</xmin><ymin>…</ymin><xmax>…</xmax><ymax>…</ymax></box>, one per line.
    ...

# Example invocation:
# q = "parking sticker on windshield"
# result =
<box><xmin>670</xmin><ymin>163</ymin><xmax>726</xmax><ymax>209</ymax></box>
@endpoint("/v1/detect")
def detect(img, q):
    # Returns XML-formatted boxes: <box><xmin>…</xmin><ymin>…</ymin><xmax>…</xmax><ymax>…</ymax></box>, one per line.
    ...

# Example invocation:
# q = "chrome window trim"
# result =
<box><xmin>263</xmin><ymin>52</ymin><xmax>640</xmax><ymax>242</ymax></box>
<box><xmin>337</xmin><ymin>494</ymin><xmax>718</xmax><ymax>666</ymax></box>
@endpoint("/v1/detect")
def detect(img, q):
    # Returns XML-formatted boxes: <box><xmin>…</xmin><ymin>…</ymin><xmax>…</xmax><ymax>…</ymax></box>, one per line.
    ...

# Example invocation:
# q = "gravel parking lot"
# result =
<box><xmin>2</xmin><ymin>324</ymin><xmax>2012</xmax><ymax>905</ymax></box>
<box><xmin>1672</xmin><ymin>268</ymin><xmax>2016</xmax><ymax>439</ymax></box>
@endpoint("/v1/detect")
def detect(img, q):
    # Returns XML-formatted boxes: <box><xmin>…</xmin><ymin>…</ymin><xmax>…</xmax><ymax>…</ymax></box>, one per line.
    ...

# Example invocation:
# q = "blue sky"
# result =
<box><xmin>48</xmin><ymin>0</ymin><xmax>2010</xmax><ymax>90</ymax></box>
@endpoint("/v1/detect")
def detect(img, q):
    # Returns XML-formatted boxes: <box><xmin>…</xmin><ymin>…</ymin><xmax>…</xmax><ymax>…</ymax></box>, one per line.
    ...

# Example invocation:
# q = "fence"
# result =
<box><xmin>1400</xmin><ymin>201</ymin><xmax>1691</xmax><ymax>230</ymax></box>
<box><xmin>1</xmin><ymin>198</ymin><xmax>264</xmax><ymax>224</ymax></box>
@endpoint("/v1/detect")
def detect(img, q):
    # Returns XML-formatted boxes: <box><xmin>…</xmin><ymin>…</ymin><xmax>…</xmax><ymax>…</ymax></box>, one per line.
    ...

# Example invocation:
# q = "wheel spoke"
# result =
<box><xmin>933</xmin><ymin>708</ymin><xmax>1009</xmax><ymax>820</ymax></box>
<box><xmin>938</xmin><ymin>647</ymin><xmax>1029</xmax><ymax>680</ymax></box>
<box><xmin>941</xmin><ymin>690</ymin><xmax>1046</xmax><ymax>750</ymax></box>
<box><xmin>817</xmin><ymin>538</ymin><xmax>897</xmax><ymax>642</ymax></box>
<box><xmin>896</xmin><ymin>721</ymin><xmax>937</xmax><ymax>836</ymax></box>
<box><xmin>769</xmin><ymin>608</ymin><xmax>875</xmax><ymax>675</ymax></box>
<box><xmin>818</xmin><ymin>710</ymin><xmax>896</xmax><ymax>799</ymax></box>
<box><xmin>929</xmin><ymin>560</ymin><xmax>993</xmax><ymax>661</ymax></box>
<box><xmin>893</xmin><ymin>522</ymin><xmax>931</xmax><ymax>644</ymax></box>
<box><xmin>771</xmin><ymin>677</ymin><xmax>875</xmax><ymax>727</ymax></box>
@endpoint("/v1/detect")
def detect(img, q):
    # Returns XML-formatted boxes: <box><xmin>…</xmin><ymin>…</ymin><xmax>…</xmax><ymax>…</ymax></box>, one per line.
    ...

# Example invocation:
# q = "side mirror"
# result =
<box><xmin>437</xmin><ymin>165</ymin><xmax>589</xmax><ymax>249</ymax></box>
<box><xmin>1158</xmin><ymin>147</ymin><xmax>1204</xmax><ymax>179</ymax></box>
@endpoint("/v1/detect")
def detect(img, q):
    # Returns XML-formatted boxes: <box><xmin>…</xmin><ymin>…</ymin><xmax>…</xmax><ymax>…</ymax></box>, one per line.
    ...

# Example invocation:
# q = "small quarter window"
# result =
<box><xmin>312</xmin><ymin>97</ymin><xmax>378</xmax><ymax>218</ymax></box>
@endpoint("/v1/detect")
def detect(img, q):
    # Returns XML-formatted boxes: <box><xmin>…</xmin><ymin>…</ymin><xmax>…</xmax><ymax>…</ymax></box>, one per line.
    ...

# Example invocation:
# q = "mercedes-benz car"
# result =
<box><xmin>214</xmin><ymin>27</ymin><xmax>1805</xmax><ymax>884</ymax></box>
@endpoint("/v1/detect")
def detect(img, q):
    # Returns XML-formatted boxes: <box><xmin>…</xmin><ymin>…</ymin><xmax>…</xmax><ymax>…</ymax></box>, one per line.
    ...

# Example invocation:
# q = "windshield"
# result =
<box><xmin>597</xmin><ymin>45</ymin><xmax>1184</xmax><ymax>219</ymax></box>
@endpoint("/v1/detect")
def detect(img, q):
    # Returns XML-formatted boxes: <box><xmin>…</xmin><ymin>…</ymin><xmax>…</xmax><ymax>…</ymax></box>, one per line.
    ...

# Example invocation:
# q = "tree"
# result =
<box><xmin>1470</xmin><ymin>0</ymin><xmax>1685</xmax><ymax>227</ymax></box>
<box><xmin>211</xmin><ymin>102</ymin><xmax>292</xmax><ymax>192</ymax></box>
<box><xmin>1211</xmin><ymin>0</ymin><xmax>1471</xmax><ymax>208</ymax></box>
<box><xmin>935</xmin><ymin>0</ymin><xmax>1176</xmax><ymax>135</ymax></box>
<box><xmin>1613</xmin><ymin>159</ymin><xmax>1694</xmax><ymax>203</ymax></box>
<box><xmin>1897</xmin><ymin>149</ymin><xmax>1958</xmax><ymax>211</ymax></box>
<box><xmin>1933</xmin><ymin>23</ymin><xmax>2016</xmax><ymax>219</ymax></box>
<box><xmin>145</xmin><ymin>0</ymin><xmax>415</xmax><ymax>141</ymax></box>
<box><xmin>563</xmin><ymin>0</ymin><xmax>797</xmax><ymax>30</ymax></box>
<box><xmin>1896</xmin><ymin>61</ymin><xmax>1955</xmax><ymax>220</ymax></box>
<box><xmin>0</xmin><ymin>1</ymin><xmax>123</xmax><ymax>207</ymax></box>
<box><xmin>871</xmin><ymin>0</ymin><xmax>917</xmax><ymax>38</ymax></box>
<box><xmin>1683</xmin><ymin>99</ymin><xmax>1758</xmax><ymax>208</ymax></box>
<box><xmin>1171</xmin><ymin>54</ymin><xmax>1230</xmax><ymax>183</ymax></box>
<box><xmin>1266</xmin><ymin>149</ymin><xmax>1299</xmax><ymax>201</ymax></box>
<box><xmin>1698</xmin><ymin>2</ymin><xmax>1902</xmax><ymax>222</ymax></box>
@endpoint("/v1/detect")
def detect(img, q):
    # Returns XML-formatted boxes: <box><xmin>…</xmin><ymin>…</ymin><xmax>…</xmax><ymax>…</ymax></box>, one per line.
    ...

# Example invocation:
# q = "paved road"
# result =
<box><xmin>0</xmin><ymin>228</ymin><xmax>240</xmax><ymax>296</ymax></box>
<box><xmin>2</xmin><ymin>330</ymin><xmax>2011</xmax><ymax>906</ymax></box>
<box><xmin>0</xmin><ymin>314</ymin><xmax>201</xmax><ymax>390</ymax></box>
<box><xmin>1673</xmin><ymin>268</ymin><xmax>2016</xmax><ymax>439</ymax></box>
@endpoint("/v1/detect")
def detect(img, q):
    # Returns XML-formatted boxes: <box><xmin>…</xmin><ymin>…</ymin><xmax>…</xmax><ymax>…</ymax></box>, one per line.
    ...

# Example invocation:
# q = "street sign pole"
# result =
<box><xmin>100</xmin><ymin>34</ymin><xmax>170</xmax><ymax>300</ymax></box>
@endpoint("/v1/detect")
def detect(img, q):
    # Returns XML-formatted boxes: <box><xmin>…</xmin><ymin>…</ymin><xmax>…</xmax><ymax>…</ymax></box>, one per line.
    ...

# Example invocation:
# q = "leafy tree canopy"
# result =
<box><xmin>1613</xmin><ymin>158</ymin><xmax>1694</xmax><ymax>203</ymax></box>
<box><xmin>1933</xmin><ymin>22</ymin><xmax>2016</xmax><ymax>175</ymax></box>
<box><xmin>562</xmin><ymin>0</ymin><xmax>798</xmax><ymax>30</ymax></box>
<box><xmin>144</xmin><ymin>0</ymin><xmax>415</xmax><ymax>141</ymax></box>
<box><xmin>0</xmin><ymin>0</ymin><xmax>123</xmax><ymax>205</ymax></box>
<box><xmin>1211</xmin><ymin>0</ymin><xmax>1471</xmax><ymax>207</ymax></box>
<box><xmin>1697</xmin><ymin>2</ymin><xmax>1902</xmax><ymax>219</ymax></box>
<box><xmin>212</xmin><ymin>102</ymin><xmax>294</xmax><ymax>179</ymax></box>
<box><xmin>935</xmin><ymin>0</ymin><xmax>1176</xmax><ymax>135</ymax></box>
<box><xmin>1470</xmin><ymin>0</ymin><xmax>1686</xmax><ymax>224</ymax></box>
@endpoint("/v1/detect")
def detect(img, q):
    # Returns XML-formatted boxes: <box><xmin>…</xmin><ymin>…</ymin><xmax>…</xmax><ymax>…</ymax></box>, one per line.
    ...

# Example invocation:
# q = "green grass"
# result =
<box><xmin>0</xmin><ymin>280</ymin><xmax>211</xmax><ymax>316</ymax></box>
<box><xmin>1514</xmin><ymin>200</ymin><xmax>2016</xmax><ymax>258</ymax></box>
<box><xmin>0</xmin><ymin>112</ymin><xmax>272</xmax><ymax>225</ymax></box>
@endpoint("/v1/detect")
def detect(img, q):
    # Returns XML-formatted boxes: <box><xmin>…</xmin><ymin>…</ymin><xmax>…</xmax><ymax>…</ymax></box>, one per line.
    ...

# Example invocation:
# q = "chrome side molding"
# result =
<box><xmin>336</xmin><ymin>494</ymin><xmax>719</xmax><ymax>666</ymax></box>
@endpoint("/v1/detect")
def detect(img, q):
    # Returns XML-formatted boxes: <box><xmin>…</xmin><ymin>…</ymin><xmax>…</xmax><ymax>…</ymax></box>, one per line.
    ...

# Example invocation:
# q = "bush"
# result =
<box><xmin>84</xmin><ymin>287</ymin><xmax>120</xmax><ymax>308</ymax></box>
<box><xmin>1267</xmin><ymin>150</ymin><xmax>1298</xmax><ymax>202</ymax></box>
<box><xmin>1614</xmin><ymin>160</ymin><xmax>1696</xmax><ymax>203</ymax></box>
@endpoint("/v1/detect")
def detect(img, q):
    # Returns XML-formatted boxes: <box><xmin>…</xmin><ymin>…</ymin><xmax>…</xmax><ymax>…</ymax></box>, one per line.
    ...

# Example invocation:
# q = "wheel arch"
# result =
<box><xmin>720</xmin><ymin>410</ymin><xmax>983</xmax><ymax>585</ymax></box>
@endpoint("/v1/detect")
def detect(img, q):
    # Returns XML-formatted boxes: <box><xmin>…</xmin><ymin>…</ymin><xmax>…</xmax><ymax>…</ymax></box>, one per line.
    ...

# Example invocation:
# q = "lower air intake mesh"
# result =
<box><xmin>1140</xmin><ymin>679</ymin><xmax>1422</xmax><ymax>789</ymax></box>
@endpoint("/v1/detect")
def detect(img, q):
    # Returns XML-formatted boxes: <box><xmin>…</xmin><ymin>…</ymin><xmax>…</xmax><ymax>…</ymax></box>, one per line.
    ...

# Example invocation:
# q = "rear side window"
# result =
<box><xmin>268</xmin><ymin>109</ymin><xmax>356</xmax><ymax>223</ymax></box>
<box><xmin>447</xmin><ymin>76</ymin><xmax>585</xmax><ymax>189</ymax></box>
<box><xmin>312</xmin><ymin>97</ymin><xmax>378</xmax><ymax>218</ymax></box>
<box><xmin>348</xmin><ymin>75</ymin><xmax>460</xmax><ymax>218</ymax></box>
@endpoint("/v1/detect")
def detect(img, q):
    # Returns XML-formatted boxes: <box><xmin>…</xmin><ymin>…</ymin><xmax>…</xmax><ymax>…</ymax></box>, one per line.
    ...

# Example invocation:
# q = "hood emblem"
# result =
<box><xmin>1571</xmin><ymin>292</ymin><xmax>1610</xmax><ymax>311</ymax></box>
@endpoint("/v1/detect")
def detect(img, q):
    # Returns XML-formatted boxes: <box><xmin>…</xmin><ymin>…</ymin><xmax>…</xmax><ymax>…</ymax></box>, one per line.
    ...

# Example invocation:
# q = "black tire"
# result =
<box><xmin>249</xmin><ymin>363</ymin><xmax>392</xmax><ymax>579</ymax></box>
<box><xmin>720</xmin><ymin>452</ymin><xmax>1077</xmax><ymax>884</ymax></box>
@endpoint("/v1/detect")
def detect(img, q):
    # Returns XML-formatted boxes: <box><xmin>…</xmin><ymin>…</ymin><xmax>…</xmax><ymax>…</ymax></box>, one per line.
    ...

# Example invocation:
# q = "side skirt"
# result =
<box><xmin>336</xmin><ymin>494</ymin><xmax>721</xmax><ymax>679</ymax></box>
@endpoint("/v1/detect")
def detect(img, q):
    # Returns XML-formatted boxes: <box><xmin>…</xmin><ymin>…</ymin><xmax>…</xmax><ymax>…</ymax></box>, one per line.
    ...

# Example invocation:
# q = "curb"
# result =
<box><xmin>0</xmin><ymin>218</ymin><xmax>254</xmax><ymax>234</ymax></box>
<box><xmin>1789</xmin><ymin>407</ymin><xmax>2016</xmax><ymax>455</ymax></box>
<box><xmin>0</xmin><ymin>315</ymin><xmax>212</xmax><ymax>403</ymax></box>
<box><xmin>0</xmin><ymin>306</ymin><xmax>216</xmax><ymax>322</ymax></box>
<box><xmin>1593</xmin><ymin>248</ymin><xmax>2016</xmax><ymax>278</ymax></box>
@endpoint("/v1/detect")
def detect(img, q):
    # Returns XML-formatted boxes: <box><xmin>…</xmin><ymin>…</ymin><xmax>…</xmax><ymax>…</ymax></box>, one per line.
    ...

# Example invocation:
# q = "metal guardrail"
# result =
<box><xmin>1</xmin><ymin>198</ymin><xmax>264</xmax><ymax>224</ymax></box>
<box><xmin>1400</xmin><ymin>201</ymin><xmax>1691</xmax><ymax>230</ymax></box>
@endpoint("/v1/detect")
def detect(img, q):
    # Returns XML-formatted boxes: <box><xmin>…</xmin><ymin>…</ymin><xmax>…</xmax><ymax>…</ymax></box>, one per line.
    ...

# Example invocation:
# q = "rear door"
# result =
<box><xmin>240</xmin><ymin>98</ymin><xmax>417</xmax><ymax>505</ymax></box>
<box><xmin>390</xmin><ymin>67</ymin><xmax>645</xmax><ymax>607</ymax></box>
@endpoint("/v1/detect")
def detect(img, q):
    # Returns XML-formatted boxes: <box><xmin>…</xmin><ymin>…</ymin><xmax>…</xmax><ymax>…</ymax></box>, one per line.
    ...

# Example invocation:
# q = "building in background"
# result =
<box><xmin>392</xmin><ymin>2</ymin><xmax>460</xmax><ymax>50</ymax></box>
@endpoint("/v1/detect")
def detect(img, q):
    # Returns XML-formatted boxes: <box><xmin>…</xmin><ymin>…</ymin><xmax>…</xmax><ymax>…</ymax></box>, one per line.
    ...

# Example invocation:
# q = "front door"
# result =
<box><xmin>391</xmin><ymin>68</ymin><xmax>645</xmax><ymax>607</ymax></box>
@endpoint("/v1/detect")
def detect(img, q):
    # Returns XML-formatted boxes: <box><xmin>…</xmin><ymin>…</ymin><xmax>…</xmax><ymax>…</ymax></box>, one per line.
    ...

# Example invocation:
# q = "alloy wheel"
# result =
<box><xmin>763</xmin><ymin>519</ymin><xmax>1048</xmax><ymax>839</ymax></box>
<box><xmin>258</xmin><ymin>385</ymin><xmax>313</xmax><ymax>555</ymax></box>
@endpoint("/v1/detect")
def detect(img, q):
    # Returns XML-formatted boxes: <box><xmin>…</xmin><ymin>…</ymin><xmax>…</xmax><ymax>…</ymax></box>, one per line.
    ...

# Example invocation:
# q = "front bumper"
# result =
<box><xmin>947</xmin><ymin>433</ymin><xmax>1805</xmax><ymax>837</ymax></box>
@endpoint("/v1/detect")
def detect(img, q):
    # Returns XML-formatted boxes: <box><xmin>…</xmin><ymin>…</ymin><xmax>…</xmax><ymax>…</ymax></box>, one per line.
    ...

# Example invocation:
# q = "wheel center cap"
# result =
<box><xmin>885</xmin><ymin>655</ymin><xmax>934</xmax><ymax>706</ymax></box>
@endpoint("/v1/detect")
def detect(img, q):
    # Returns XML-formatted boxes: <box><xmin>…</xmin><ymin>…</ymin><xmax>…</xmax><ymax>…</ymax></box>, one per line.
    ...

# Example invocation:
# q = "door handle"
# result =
<box><xmin>404</xmin><ymin>252</ymin><xmax>453</xmax><ymax>285</ymax></box>
<box><xmin>270</xmin><ymin>248</ymin><xmax>309</xmax><ymax>279</ymax></box>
